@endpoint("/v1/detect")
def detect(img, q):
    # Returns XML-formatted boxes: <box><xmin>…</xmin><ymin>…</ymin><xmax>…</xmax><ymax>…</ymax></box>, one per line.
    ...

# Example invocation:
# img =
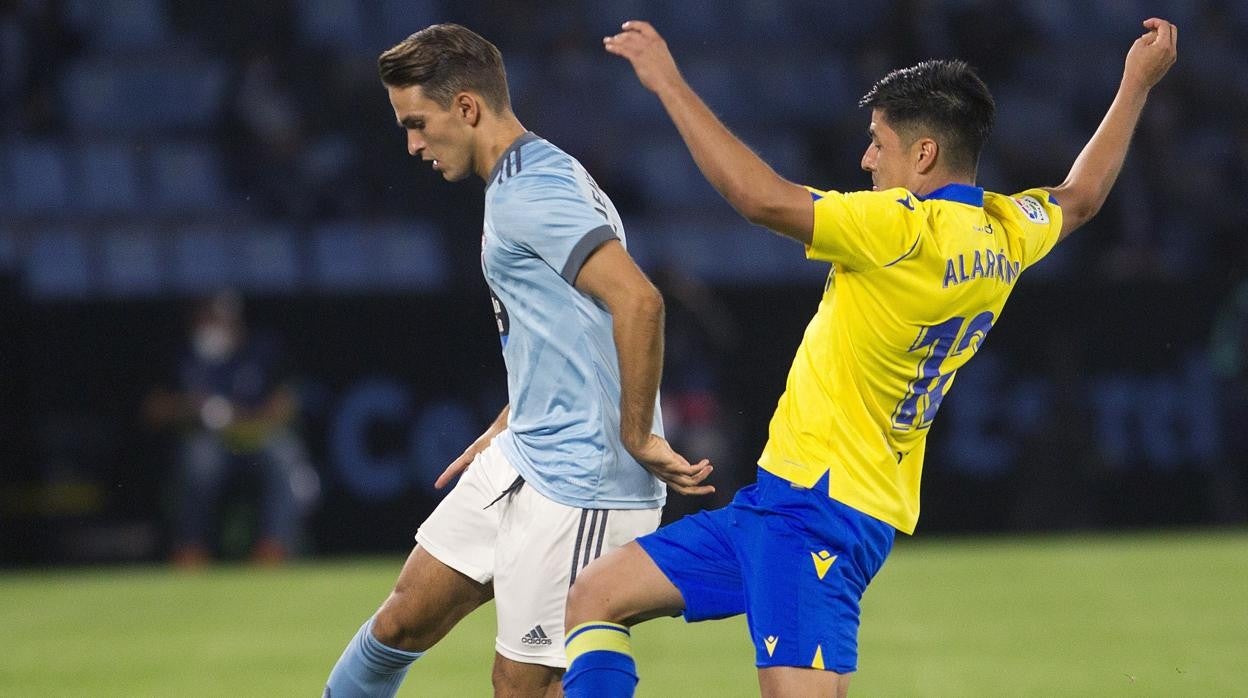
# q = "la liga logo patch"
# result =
<box><xmin>1012</xmin><ymin>195</ymin><xmax>1049</xmax><ymax>224</ymax></box>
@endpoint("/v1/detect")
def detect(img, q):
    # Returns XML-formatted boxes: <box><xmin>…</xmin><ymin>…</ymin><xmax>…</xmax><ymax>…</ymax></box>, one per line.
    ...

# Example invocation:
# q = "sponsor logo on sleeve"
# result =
<box><xmin>1012</xmin><ymin>195</ymin><xmax>1049</xmax><ymax>224</ymax></box>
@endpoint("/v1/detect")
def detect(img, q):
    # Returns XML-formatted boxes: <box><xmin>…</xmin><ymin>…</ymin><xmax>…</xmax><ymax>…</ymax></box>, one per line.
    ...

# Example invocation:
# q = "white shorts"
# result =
<box><xmin>416</xmin><ymin>433</ymin><xmax>661</xmax><ymax>667</ymax></box>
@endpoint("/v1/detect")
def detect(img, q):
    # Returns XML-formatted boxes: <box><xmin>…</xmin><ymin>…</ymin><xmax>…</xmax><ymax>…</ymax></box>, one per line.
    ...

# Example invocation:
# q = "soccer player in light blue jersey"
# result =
<box><xmin>324</xmin><ymin>24</ymin><xmax>712</xmax><ymax>698</ymax></box>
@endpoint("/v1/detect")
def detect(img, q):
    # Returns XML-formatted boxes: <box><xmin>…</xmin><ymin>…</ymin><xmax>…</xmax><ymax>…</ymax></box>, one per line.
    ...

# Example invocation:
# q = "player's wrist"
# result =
<box><xmin>620</xmin><ymin>430</ymin><xmax>651</xmax><ymax>455</ymax></box>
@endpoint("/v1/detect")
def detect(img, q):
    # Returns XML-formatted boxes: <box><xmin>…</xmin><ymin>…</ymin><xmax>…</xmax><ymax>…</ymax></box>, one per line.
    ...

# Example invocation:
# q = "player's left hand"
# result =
<box><xmin>603</xmin><ymin>21</ymin><xmax>682</xmax><ymax>95</ymax></box>
<box><xmin>435</xmin><ymin>428</ymin><xmax>501</xmax><ymax>489</ymax></box>
<box><xmin>629</xmin><ymin>433</ymin><xmax>715</xmax><ymax>496</ymax></box>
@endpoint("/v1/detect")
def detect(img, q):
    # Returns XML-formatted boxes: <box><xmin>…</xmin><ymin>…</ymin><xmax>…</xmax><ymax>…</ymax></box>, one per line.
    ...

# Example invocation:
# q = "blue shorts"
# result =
<box><xmin>637</xmin><ymin>469</ymin><xmax>895</xmax><ymax>673</ymax></box>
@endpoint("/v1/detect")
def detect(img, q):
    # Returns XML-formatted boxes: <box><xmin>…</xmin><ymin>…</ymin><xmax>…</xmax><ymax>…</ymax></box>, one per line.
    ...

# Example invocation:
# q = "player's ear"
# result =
<box><xmin>914</xmin><ymin>138</ymin><xmax>939</xmax><ymax>175</ymax></box>
<box><xmin>455</xmin><ymin>92</ymin><xmax>480</xmax><ymax>126</ymax></box>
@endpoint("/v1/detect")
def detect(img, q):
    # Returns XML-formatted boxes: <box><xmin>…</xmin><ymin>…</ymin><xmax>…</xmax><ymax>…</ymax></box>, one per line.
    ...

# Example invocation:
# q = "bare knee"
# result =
<box><xmin>565</xmin><ymin>561</ymin><xmax>628</xmax><ymax>629</ymax></box>
<box><xmin>371</xmin><ymin>582</ymin><xmax>459</xmax><ymax>652</ymax></box>
<box><xmin>372</xmin><ymin>546</ymin><xmax>492</xmax><ymax>652</ymax></box>
<box><xmin>371</xmin><ymin>590</ymin><xmax>427</xmax><ymax>650</ymax></box>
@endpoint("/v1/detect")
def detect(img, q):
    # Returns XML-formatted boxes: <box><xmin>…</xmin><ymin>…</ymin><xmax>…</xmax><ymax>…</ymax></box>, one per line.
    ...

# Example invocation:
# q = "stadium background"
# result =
<box><xmin>1</xmin><ymin>0</ymin><xmax>1246</xmax><ymax>568</ymax></box>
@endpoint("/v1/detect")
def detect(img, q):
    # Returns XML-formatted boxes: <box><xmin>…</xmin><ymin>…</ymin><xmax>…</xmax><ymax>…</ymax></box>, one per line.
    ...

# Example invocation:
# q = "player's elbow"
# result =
<box><xmin>637</xmin><ymin>283</ymin><xmax>664</xmax><ymax>320</ymax></box>
<box><xmin>734</xmin><ymin>183</ymin><xmax>788</xmax><ymax>228</ymax></box>
<box><xmin>740</xmin><ymin>200</ymin><xmax>774</xmax><ymax>228</ymax></box>
<box><xmin>1064</xmin><ymin>197</ymin><xmax>1103</xmax><ymax>232</ymax></box>
<box><xmin>1051</xmin><ymin>185</ymin><xmax>1104</xmax><ymax>233</ymax></box>
<box><xmin>617</xmin><ymin>281</ymin><xmax>664</xmax><ymax>322</ymax></box>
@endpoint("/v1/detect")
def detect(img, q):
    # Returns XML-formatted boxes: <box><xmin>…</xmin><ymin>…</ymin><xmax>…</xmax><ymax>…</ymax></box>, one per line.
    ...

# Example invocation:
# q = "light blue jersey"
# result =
<box><xmin>481</xmin><ymin>132</ymin><xmax>665</xmax><ymax>509</ymax></box>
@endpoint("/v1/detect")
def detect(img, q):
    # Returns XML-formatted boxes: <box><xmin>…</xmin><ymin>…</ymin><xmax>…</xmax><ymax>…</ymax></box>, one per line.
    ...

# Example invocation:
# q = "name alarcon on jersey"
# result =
<box><xmin>942</xmin><ymin>248</ymin><xmax>1021</xmax><ymax>288</ymax></box>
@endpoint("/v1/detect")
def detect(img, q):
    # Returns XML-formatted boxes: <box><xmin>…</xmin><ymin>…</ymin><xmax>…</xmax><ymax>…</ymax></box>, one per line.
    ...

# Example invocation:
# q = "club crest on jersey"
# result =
<box><xmin>1012</xmin><ymin>195</ymin><xmax>1049</xmax><ymax>224</ymax></box>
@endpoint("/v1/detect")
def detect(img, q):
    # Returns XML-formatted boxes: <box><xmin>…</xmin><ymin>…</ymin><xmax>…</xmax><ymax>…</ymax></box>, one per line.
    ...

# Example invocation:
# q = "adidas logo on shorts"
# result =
<box><xmin>521</xmin><ymin>625</ymin><xmax>553</xmax><ymax>646</ymax></box>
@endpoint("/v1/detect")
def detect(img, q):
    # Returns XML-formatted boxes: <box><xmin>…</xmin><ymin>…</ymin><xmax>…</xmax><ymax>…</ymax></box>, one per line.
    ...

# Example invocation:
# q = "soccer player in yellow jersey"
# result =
<box><xmin>562</xmin><ymin>17</ymin><xmax>1178</xmax><ymax>698</ymax></box>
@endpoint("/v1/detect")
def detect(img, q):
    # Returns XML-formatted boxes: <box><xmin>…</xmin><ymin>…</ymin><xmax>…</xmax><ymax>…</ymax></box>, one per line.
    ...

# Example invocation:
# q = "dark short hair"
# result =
<box><xmin>378</xmin><ymin>23</ymin><xmax>511</xmax><ymax>113</ymax></box>
<box><xmin>859</xmin><ymin>60</ymin><xmax>995</xmax><ymax>175</ymax></box>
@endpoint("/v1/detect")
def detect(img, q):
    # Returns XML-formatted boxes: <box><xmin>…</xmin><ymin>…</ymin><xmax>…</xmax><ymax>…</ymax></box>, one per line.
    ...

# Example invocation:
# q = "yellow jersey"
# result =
<box><xmin>757</xmin><ymin>183</ymin><xmax>1063</xmax><ymax>533</ymax></box>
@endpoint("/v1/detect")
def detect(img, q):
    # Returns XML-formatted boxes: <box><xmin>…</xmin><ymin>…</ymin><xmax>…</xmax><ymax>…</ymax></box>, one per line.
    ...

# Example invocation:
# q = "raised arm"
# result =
<box><xmin>604</xmin><ymin>20</ymin><xmax>815</xmax><ymax>245</ymax></box>
<box><xmin>1046</xmin><ymin>18</ymin><xmax>1177</xmax><ymax>242</ymax></box>
<box><xmin>574</xmin><ymin>240</ymin><xmax>714</xmax><ymax>496</ymax></box>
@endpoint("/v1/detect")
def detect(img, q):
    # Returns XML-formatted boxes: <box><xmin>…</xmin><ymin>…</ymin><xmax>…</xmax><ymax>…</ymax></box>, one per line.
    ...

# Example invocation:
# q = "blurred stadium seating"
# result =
<box><xmin>1</xmin><ymin>1</ymin><xmax>1245</xmax><ymax>565</ymax></box>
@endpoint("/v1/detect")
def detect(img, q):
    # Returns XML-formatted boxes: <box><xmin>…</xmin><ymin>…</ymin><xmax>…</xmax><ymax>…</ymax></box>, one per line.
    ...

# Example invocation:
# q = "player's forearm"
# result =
<box><xmin>484</xmin><ymin>404</ymin><xmax>509</xmax><ymax>438</ymax></box>
<box><xmin>612</xmin><ymin>288</ymin><xmax>665</xmax><ymax>453</ymax></box>
<box><xmin>1051</xmin><ymin>82</ymin><xmax>1149</xmax><ymax>238</ymax></box>
<box><xmin>652</xmin><ymin>78</ymin><xmax>794</xmax><ymax>228</ymax></box>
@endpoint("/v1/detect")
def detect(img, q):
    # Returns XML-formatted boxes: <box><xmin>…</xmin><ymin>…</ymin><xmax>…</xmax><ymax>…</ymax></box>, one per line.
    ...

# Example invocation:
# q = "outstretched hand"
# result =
<box><xmin>1123</xmin><ymin>18</ymin><xmax>1177</xmax><ymax>91</ymax></box>
<box><xmin>603</xmin><ymin>20</ymin><xmax>682</xmax><ymax>95</ymax></box>
<box><xmin>629</xmin><ymin>434</ymin><xmax>715</xmax><ymax>496</ymax></box>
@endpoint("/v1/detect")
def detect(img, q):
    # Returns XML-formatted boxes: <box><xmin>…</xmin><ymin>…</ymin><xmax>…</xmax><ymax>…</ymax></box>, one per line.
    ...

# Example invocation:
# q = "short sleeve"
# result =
<box><xmin>1007</xmin><ymin>188</ymin><xmax>1064</xmax><ymax>270</ymax></box>
<box><xmin>493</xmin><ymin>171</ymin><xmax>619</xmax><ymax>284</ymax></box>
<box><xmin>805</xmin><ymin>186</ymin><xmax>923</xmax><ymax>271</ymax></box>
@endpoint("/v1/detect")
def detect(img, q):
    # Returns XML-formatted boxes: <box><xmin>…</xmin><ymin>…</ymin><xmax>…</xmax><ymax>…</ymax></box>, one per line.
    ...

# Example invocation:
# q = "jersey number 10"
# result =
<box><xmin>891</xmin><ymin>311</ymin><xmax>995</xmax><ymax>432</ymax></box>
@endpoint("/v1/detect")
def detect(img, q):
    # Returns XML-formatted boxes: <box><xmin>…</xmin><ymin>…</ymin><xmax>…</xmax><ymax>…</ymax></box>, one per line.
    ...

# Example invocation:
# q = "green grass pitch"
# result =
<box><xmin>3</xmin><ymin>529</ymin><xmax>1245</xmax><ymax>696</ymax></box>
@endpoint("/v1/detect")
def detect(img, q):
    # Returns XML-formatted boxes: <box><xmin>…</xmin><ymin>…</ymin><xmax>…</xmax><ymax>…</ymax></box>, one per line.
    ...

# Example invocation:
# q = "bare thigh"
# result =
<box><xmin>492</xmin><ymin>653</ymin><xmax>563</xmax><ymax>698</ymax></box>
<box><xmin>758</xmin><ymin>666</ymin><xmax>850</xmax><ymax>698</ymax></box>
<box><xmin>565</xmin><ymin>541</ymin><xmax>685</xmax><ymax>629</ymax></box>
<box><xmin>371</xmin><ymin>545</ymin><xmax>494</xmax><ymax>652</ymax></box>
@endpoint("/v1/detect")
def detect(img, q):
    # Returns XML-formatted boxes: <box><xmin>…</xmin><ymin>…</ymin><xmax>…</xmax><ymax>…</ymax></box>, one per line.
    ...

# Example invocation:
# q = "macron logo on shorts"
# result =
<box><xmin>521</xmin><ymin>625</ymin><xmax>553</xmax><ymax>646</ymax></box>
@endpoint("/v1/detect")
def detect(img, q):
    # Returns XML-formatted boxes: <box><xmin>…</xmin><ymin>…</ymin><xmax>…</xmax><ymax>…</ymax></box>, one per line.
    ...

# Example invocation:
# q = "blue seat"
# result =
<box><xmin>64</xmin><ymin>0</ymin><xmax>169</xmax><ymax>50</ymax></box>
<box><xmin>296</xmin><ymin>0</ymin><xmax>365</xmax><ymax>51</ymax></box>
<box><xmin>172</xmin><ymin>227</ymin><xmax>234</xmax><ymax>294</ymax></box>
<box><xmin>8</xmin><ymin>141</ymin><xmax>70</xmax><ymax>214</ymax></box>
<box><xmin>61</xmin><ymin>58</ymin><xmax>227</xmax><ymax>136</ymax></box>
<box><xmin>641</xmin><ymin>214</ymin><xmax>826</xmax><ymax>285</ymax></box>
<box><xmin>312</xmin><ymin>222</ymin><xmax>372</xmax><ymax>291</ymax></box>
<box><xmin>101</xmin><ymin>227</ymin><xmax>162</xmax><ymax>297</ymax></box>
<box><xmin>311</xmin><ymin>220</ymin><xmax>448</xmax><ymax>292</ymax></box>
<box><xmin>79</xmin><ymin>142</ymin><xmax>140</xmax><ymax>213</ymax></box>
<box><xmin>237</xmin><ymin>226</ymin><xmax>302</xmax><ymax>292</ymax></box>
<box><xmin>149</xmin><ymin>142</ymin><xmax>228</xmax><ymax>213</ymax></box>
<box><xmin>26</xmin><ymin>228</ymin><xmax>92</xmax><ymax>299</ymax></box>
<box><xmin>371</xmin><ymin>0</ymin><xmax>440</xmax><ymax>49</ymax></box>
<box><xmin>368</xmin><ymin>221</ymin><xmax>448</xmax><ymax>291</ymax></box>
<box><xmin>631</xmin><ymin>138</ymin><xmax>721</xmax><ymax>211</ymax></box>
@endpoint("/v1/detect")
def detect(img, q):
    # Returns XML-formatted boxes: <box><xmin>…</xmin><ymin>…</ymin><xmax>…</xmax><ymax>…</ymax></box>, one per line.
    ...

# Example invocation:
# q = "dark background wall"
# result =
<box><xmin>2</xmin><ymin>0</ymin><xmax>1246</xmax><ymax>565</ymax></box>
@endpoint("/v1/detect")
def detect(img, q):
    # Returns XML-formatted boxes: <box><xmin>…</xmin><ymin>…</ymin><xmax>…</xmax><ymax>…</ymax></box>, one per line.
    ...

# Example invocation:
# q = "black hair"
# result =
<box><xmin>859</xmin><ymin>60</ymin><xmax>995</xmax><ymax>175</ymax></box>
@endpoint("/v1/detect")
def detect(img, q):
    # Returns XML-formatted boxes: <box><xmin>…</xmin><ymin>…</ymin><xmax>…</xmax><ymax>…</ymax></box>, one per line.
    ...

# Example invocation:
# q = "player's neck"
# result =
<box><xmin>910</xmin><ymin>170</ymin><xmax>976</xmax><ymax>198</ymax></box>
<box><xmin>474</xmin><ymin>114</ymin><xmax>528</xmax><ymax>181</ymax></box>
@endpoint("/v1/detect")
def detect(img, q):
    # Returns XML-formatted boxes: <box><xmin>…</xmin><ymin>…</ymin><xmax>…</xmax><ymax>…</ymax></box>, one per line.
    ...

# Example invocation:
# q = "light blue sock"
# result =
<box><xmin>324</xmin><ymin>617</ymin><xmax>423</xmax><ymax>697</ymax></box>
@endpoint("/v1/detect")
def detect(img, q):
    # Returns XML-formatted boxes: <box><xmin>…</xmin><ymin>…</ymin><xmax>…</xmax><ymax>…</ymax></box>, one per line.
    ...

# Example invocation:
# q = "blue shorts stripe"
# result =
<box><xmin>566</xmin><ymin>623</ymin><xmax>629</xmax><ymax>645</ymax></box>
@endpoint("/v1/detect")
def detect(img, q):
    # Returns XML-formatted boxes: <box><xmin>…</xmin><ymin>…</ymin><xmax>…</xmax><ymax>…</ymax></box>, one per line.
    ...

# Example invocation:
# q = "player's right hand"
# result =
<box><xmin>603</xmin><ymin>20</ymin><xmax>682</xmax><ymax>95</ymax></box>
<box><xmin>1123</xmin><ymin>18</ymin><xmax>1177</xmax><ymax>91</ymax></box>
<box><xmin>629</xmin><ymin>434</ymin><xmax>715</xmax><ymax>496</ymax></box>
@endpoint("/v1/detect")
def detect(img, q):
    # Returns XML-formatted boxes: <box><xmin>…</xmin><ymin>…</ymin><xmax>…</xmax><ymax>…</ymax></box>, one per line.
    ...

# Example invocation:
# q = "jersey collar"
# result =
<box><xmin>487</xmin><ymin>131</ymin><xmax>540</xmax><ymax>183</ymax></box>
<box><xmin>918</xmin><ymin>182</ymin><xmax>984</xmax><ymax>208</ymax></box>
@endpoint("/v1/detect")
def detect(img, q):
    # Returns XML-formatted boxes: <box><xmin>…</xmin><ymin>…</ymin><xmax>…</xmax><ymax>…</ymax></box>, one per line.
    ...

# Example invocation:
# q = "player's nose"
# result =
<box><xmin>860</xmin><ymin>145</ymin><xmax>875</xmax><ymax>172</ymax></box>
<box><xmin>407</xmin><ymin>133</ymin><xmax>425</xmax><ymax>157</ymax></box>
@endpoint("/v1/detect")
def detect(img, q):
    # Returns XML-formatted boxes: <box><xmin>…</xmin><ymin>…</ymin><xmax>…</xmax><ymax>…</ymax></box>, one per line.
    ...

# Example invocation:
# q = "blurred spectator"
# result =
<box><xmin>143</xmin><ymin>290</ymin><xmax>318</xmax><ymax>566</ymax></box>
<box><xmin>653</xmin><ymin>266</ymin><xmax>741</xmax><ymax>518</ymax></box>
